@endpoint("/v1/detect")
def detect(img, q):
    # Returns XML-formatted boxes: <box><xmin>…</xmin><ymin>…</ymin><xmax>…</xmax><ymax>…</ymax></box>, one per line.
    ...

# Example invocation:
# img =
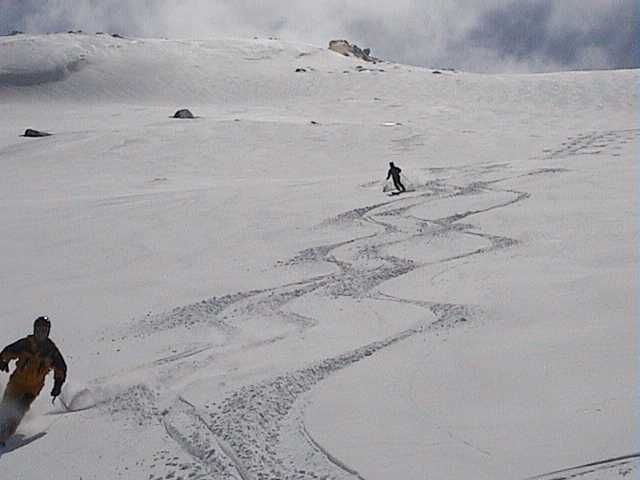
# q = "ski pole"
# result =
<box><xmin>52</xmin><ymin>396</ymin><xmax>70</xmax><ymax>410</ymax></box>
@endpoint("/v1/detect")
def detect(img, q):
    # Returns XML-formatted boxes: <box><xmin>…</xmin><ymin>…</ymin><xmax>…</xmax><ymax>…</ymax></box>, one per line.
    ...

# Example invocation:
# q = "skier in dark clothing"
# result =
<box><xmin>0</xmin><ymin>316</ymin><xmax>67</xmax><ymax>445</ymax></box>
<box><xmin>386</xmin><ymin>162</ymin><xmax>406</xmax><ymax>193</ymax></box>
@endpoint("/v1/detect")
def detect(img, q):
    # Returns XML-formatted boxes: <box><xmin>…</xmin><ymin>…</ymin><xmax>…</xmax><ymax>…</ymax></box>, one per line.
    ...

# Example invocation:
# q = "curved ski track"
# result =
<box><xmin>131</xmin><ymin>162</ymin><xmax>550</xmax><ymax>480</ymax></box>
<box><xmin>101</xmin><ymin>144</ymin><xmax>629</xmax><ymax>479</ymax></box>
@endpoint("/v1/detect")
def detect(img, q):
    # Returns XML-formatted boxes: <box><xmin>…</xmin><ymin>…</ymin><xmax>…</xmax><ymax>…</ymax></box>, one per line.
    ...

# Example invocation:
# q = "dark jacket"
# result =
<box><xmin>0</xmin><ymin>335</ymin><xmax>67</xmax><ymax>396</ymax></box>
<box><xmin>386</xmin><ymin>165</ymin><xmax>402</xmax><ymax>180</ymax></box>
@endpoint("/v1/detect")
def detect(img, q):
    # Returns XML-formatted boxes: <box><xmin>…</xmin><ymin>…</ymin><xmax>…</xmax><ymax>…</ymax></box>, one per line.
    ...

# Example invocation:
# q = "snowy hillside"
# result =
<box><xmin>0</xmin><ymin>33</ymin><xmax>637</xmax><ymax>479</ymax></box>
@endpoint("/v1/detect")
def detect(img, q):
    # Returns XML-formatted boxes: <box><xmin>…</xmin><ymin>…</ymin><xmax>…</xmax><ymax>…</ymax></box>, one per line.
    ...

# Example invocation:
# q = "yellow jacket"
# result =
<box><xmin>0</xmin><ymin>335</ymin><xmax>67</xmax><ymax>396</ymax></box>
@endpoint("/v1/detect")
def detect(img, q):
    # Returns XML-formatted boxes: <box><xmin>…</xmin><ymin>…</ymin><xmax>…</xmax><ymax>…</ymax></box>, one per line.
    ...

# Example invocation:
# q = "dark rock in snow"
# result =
<box><xmin>173</xmin><ymin>109</ymin><xmax>195</xmax><ymax>119</ymax></box>
<box><xmin>295</xmin><ymin>68</ymin><xmax>307</xmax><ymax>73</ymax></box>
<box><xmin>22</xmin><ymin>129</ymin><xmax>52</xmax><ymax>138</ymax></box>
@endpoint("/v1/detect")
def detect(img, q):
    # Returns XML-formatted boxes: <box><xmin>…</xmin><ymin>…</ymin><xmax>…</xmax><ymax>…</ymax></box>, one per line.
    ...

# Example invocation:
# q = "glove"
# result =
<box><xmin>51</xmin><ymin>383</ymin><xmax>62</xmax><ymax>398</ymax></box>
<box><xmin>0</xmin><ymin>360</ymin><xmax>8</xmax><ymax>373</ymax></box>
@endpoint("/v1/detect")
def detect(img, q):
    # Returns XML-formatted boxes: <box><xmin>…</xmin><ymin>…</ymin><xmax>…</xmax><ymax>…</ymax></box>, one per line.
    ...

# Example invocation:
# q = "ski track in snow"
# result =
<box><xmin>540</xmin><ymin>129</ymin><xmax>639</xmax><ymax>160</ymax></box>
<box><xmin>96</xmin><ymin>132</ymin><xmax>637</xmax><ymax>479</ymax></box>
<box><xmin>159</xmin><ymin>308</ymin><xmax>471</xmax><ymax>480</ymax></box>
<box><xmin>525</xmin><ymin>453</ymin><xmax>640</xmax><ymax>480</ymax></box>
<box><xmin>116</xmin><ymin>159</ymin><xmax>536</xmax><ymax>480</ymax></box>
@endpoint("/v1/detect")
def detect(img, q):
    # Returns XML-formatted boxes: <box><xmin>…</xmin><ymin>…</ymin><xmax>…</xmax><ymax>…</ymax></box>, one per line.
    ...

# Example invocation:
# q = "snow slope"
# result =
<box><xmin>0</xmin><ymin>33</ymin><xmax>637</xmax><ymax>479</ymax></box>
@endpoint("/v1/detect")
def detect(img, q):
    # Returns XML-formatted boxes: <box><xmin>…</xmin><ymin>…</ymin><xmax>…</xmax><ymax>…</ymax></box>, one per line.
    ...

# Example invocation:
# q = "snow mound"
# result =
<box><xmin>0</xmin><ymin>33</ymin><xmax>351</xmax><ymax>104</ymax></box>
<box><xmin>0</xmin><ymin>57</ymin><xmax>87</xmax><ymax>87</ymax></box>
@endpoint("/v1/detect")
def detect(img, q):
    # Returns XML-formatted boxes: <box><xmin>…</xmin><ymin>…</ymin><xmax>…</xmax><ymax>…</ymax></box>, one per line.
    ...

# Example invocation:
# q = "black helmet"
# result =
<box><xmin>34</xmin><ymin>315</ymin><xmax>51</xmax><ymax>331</ymax></box>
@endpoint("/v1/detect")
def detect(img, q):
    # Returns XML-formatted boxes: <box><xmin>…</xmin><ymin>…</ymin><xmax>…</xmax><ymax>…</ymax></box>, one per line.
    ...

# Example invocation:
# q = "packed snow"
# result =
<box><xmin>0</xmin><ymin>33</ymin><xmax>637</xmax><ymax>479</ymax></box>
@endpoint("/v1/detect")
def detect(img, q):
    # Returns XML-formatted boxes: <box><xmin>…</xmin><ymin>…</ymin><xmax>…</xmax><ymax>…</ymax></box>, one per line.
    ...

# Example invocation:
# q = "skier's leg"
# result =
<box><xmin>0</xmin><ymin>383</ymin><xmax>35</xmax><ymax>443</ymax></box>
<box><xmin>0</xmin><ymin>402</ymin><xmax>13</xmax><ymax>444</ymax></box>
<box><xmin>393</xmin><ymin>177</ymin><xmax>402</xmax><ymax>192</ymax></box>
<box><xmin>398</xmin><ymin>179</ymin><xmax>406</xmax><ymax>192</ymax></box>
<box><xmin>0</xmin><ymin>408</ymin><xmax>20</xmax><ymax>444</ymax></box>
<box><xmin>0</xmin><ymin>384</ymin><xmax>20</xmax><ymax>443</ymax></box>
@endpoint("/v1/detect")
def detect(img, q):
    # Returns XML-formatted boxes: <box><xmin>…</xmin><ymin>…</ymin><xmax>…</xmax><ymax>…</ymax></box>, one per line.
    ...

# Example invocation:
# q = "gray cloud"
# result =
<box><xmin>463</xmin><ymin>0</ymin><xmax>639</xmax><ymax>71</ymax></box>
<box><xmin>1</xmin><ymin>0</ymin><xmax>637</xmax><ymax>72</ymax></box>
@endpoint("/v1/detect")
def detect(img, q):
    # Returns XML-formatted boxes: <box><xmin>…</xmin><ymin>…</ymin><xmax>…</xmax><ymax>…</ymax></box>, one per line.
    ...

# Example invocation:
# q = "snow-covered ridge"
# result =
<box><xmin>0</xmin><ymin>33</ymin><xmax>346</xmax><ymax>103</ymax></box>
<box><xmin>1</xmin><ymin>33</ymin><xmax>635</xmax><ymax>108</ymax></box>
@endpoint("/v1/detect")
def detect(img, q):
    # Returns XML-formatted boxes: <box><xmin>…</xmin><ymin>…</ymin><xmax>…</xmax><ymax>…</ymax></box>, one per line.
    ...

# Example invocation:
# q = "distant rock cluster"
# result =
<box><xmin>329</xmin><ymin>40</ymin><xmax>380</xmax><ymax>63</ymax></box>
<box><xmin>1</xmin><ymin>30</ymin><xmax>127</xmax><ymax>38</ymax></box>
<box><xmin>21</xmin><ymin>108</ymin><xmax>198</xmax><ymax>139</ymax></box>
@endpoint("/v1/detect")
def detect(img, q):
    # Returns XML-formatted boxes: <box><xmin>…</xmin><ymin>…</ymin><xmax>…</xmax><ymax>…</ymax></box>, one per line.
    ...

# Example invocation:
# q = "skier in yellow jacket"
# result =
<box><xmin>0</xmin><ymin>316</ymin><xmax>67</xmax><ymax>445</ymax></box>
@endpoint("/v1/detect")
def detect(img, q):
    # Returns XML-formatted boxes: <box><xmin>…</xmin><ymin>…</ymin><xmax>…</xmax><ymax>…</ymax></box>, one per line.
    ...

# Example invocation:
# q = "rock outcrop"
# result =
<box><xmin>22</xmin><ymin>129</ymin><xmax>52</xmax><ymax>137</ymax></box>
<box><xmin>173</xmin><ymin>109</ymin><xmax>195</xmax><ymax>119</ymax></box>
<box><xmin>329</xmin><ymin>40</ymin><xmax>379</xmax><ymax>63</ymax></box>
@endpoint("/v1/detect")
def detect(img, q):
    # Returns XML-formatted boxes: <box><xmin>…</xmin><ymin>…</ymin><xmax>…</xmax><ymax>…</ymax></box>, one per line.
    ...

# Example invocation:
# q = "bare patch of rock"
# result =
<box><xmin>173</xmin><ymin>109</ymin><xmax>195</xmax><ymax>119</ymax></box>
<box><xmin>22</xmin><ymin>129</ymin><xmax>52</xmax><ymax>138</ymax></box>
<box><xmin>329</xmin><ymin>40</ymin><xmax>380</xmax><ymax>63</ymax></box>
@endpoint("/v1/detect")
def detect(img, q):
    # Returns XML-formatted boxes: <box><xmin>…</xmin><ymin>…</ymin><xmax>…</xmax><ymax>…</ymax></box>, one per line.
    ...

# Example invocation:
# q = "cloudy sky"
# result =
<box><xmin>1</xmin><ymin>0</ymin><xmax>637</xmax><ymax>72</ymax></box>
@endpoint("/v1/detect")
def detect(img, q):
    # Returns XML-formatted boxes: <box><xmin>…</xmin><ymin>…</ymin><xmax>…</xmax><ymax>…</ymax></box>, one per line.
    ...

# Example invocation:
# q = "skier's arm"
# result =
<box><xmin>0</xmin><ymin>338</ymin><xmax>28</xmax><ymax>363</ymax></box>
<box><xmin>386</xmin><ymin>169</ymin><xmax>391</xmax><ymax>180</ymax></box>
<box><xmin>0</xmin><ymin>338</ymin><xmax>28</xmax><ymax>372</ymax></box>
<box><xmin>51</xmin><ymin>346</ymin><xmax>67</xmax><ymax>395</ymax></box>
